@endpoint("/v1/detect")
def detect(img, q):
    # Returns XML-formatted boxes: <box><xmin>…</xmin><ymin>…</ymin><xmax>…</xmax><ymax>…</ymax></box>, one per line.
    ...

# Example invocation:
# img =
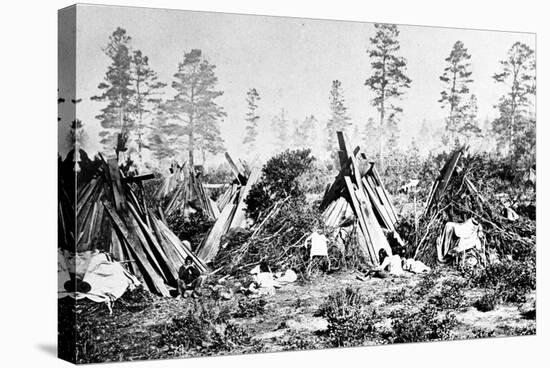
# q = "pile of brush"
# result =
<box><xmin>413</xmin><ymin>152</ymin><xmax>535</xmax><ymax>265</ymax></box>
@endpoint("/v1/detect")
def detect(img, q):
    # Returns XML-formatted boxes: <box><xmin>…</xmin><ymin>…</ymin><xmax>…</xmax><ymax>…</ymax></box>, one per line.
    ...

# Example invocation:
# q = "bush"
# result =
<box><xmin>429</xmin><ymin>277</ymin><xmax>468</xmax><ymax>310</ymax></box>
<box><xmin>413</xmin><ymin>269</ymin><xmax>442</xmax><ymax>298</ymax></box>
<box><xmin>157</xmin><ymin>299</ymin><xmax>254</xmax><ymax>355</ymax></box>
<box><xmin>245</xmin><ymin>149</ymin><xmax>314</xmax><ymax>221</ymax></box>
<box><xmin>473</xmin><ymin>292</ymin><xmax>498</xmax><ymax>312</ymax></box>
<box><xmin>232</xmin><ymin>298</ymin><xmax>267</xmax><ymax>318</ymax></box>
<box><xmin>282</xmin><ymin>332</ymin><xmax>327</xmax><ymax>351</ymax></box>
<box><xmin>468</xmin><ymin>260</ymin><xmax>535</xmax><ymax>303</ymax></box>
<box><xmin>389</xmin><ymin>304</ymin><xmax>457</xmax><ymax>343</ymax></box>
<box><xmin>384</xmin><ymin>288</ymin><xmax>408</xmax><ymax>304</ymax></box>
<box><xmin>318</xmin><ymin>287</ymin><xmax>379</xmax><ymax>347</ymax></box>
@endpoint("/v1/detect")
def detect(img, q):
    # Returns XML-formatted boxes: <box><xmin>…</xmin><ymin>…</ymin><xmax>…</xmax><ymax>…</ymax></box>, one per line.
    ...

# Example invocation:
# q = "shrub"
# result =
<box><xmin>473</xmin><ymin>291</ymin><xmax>498</xmax><ymax>312</ymax></box>
<box><xmin>232</xmin><ymin>298</ymin><xmax>267</xmax><ymax>318</ymax></box>
<box><xmin>384</xmin><ymin>288</ymin><xmax>408</xmax><ymax>304</ymax></box>
<box><xmin>468</xmin><ymin>260</ymin><xmax>535</xmax><ymax>303</ymax></box>
<box><xmin>413</xmin><ymin>268</ymin><xmax>442</xmax><ymax>298</ymax></box>
<box><xmin>282</xmin><ymin>332</ymin><xmax>327</xmax><ymax>351</ymax></box>
<box><xmin>157</xmin><ymin>299</ymin><xmax>254</xmax><ymax>355</ymax></box>
<box><xmin>245</xmin><ymin>149</ymin><xmax>314</xmax><ymax>221</ymax></box>
<box><xmin>429</xmin><ymin>277</ymin><xmax>468</xmax><ymax>310</ymax></box>
<box><xmin>389</xmin><ymin>304</ymin><xmax>457</xmax><ymax>343</ymax></box>
<box><xmin>318</xmin><ymin>287</ymin><xmax>378</xmax><ymax>347</ymax></box>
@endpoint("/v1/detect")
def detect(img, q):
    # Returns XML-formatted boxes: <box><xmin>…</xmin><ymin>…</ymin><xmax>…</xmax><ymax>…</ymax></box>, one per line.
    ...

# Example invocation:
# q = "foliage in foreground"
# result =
<box><xmin>317</xmin><ymin>287</ymin><xmax>379</xmax><ymax>347</ymax></box>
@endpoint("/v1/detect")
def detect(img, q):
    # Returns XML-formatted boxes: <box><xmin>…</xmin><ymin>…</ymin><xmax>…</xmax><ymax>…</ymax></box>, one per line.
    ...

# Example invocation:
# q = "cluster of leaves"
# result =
<box><xmin>388</xmin><ymin>304</ymin><xmax>457</xmax><ymax>343</ymax></box>
<box><xmin>157</xmin><ymin>299</ymin><xmax>255</xmax><ymax>355</ymax></box>
<box><xmin>167</xmin><ymin>210</ymin><xmax>215</xmax><ymax>250</ymax></box>
<box><xmin>473</xmin><ymin>291</ymin><xmax>499</xmax><ymax>312</ymax></box>
<box><xmin>232</xmin><ymin>298</ymin><xmax>268</xmax><ymax>318</ymax></box>
<box><xmin>317</xmin><ymin>287</ymin><xmax>379</xmax><ymax>347</ymax></box>
<box><xmin>466</xmin><ymin>259</ymin><xmax>535</xmax><ymax>303</ymax></box>
<box><xmin>413</xmin><ymin>268</ymin><xmax>443</xmax><ymax>297</ymax></box>
<box><xmin>428</xmin><ymin>277</ymin><xmax>468</xmax><ymax>311</ymax></box>
<box><xmin>282</xmin><ymin>332</ymin><xmax>327</xmax><ymax>351</ymax></box>
<box><xmin>245</xmin><ymin>149</ymin><xmax>315</xmax><ymax>221</ymax></box>
<box><xmin>384</xmin><ymin>288</ymin><xmax>409</xmax><ymax>304</ymax></box>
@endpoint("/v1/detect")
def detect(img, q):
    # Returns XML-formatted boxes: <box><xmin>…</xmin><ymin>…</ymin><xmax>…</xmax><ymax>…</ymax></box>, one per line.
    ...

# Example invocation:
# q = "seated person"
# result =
<box><xmin>372</xmin><ymin>248</ymin><xmax>404</xmax><ymax>277</ymax></box>
<box><xmin>178</xmin><ymin>258</ymin><xmax>205</xmax><ymax>298</ymax></box>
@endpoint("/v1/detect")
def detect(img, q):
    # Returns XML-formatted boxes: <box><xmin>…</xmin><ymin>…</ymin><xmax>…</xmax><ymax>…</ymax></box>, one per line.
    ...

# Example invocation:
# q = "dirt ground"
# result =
<box><xmin>63</xmin><ymin>267</ymin><xmax>536</xmax><ymax>363</ymax></box>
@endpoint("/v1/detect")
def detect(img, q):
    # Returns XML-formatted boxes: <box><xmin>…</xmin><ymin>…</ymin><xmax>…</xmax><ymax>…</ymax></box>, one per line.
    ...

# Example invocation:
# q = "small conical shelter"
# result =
<box><xmin>156</xmin><ymin>163</ymin><xmax>220</xmax><ymax>220</ymax></box>
<box><xmin>320</xmin><ymin>131</ymin><xmax>400</xmax><ymax>266</ymax></box>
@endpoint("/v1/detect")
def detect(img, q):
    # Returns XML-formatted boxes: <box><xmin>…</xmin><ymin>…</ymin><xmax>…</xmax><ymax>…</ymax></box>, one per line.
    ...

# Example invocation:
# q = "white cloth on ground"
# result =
<box><xmin>58</xmin><ymin>250</ymin><xmax>140</xmax><ymax>304</ymax></box>
<box><xmin>403</xmin><ymin>259</ymin><xmax>431</xmax><ymax>274</ymax></box>
<box><xmin>275</xmin><ymin>269</ymin><xmax>298</xmax><ymax>286</ymax></box>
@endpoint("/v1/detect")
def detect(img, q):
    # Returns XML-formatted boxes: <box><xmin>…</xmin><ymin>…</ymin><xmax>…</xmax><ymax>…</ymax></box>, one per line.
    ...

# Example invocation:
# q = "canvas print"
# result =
<box><xmin>58</xmin><ymin>4</ymin><xmax>536</xmax><ymax>364</ymax></box>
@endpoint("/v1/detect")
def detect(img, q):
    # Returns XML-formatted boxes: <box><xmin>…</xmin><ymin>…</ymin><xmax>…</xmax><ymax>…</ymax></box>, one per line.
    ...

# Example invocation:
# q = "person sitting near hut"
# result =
<box><xmin>372</xmin><ymin>248</ymin><xmax>405</xmax><ymax>278</ymax></box>
<box><xmin>178</xmin><ymin>257</ymin><xmax>205</xmax><ymax>298</ymax></box>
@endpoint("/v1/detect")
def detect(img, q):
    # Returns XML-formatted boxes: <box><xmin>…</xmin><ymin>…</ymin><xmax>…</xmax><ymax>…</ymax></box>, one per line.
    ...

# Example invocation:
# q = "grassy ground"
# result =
<box><xmin>63</xmin><ymin>267</ymin><xmax>536</xmax><ymax>364</ymax></box>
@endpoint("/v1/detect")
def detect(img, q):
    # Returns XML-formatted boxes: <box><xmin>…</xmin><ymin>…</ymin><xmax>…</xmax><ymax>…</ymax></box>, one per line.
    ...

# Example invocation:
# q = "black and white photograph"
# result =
<box><xmin>56</xmin><ymin>3</ymin><xmax>536</xmax><ymax>364</ymax></box>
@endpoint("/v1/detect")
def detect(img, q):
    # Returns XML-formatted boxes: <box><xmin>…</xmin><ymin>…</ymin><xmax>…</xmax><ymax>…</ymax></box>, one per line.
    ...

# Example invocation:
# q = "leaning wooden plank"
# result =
<box><xmin>354</xmin><ymin>181</ymin><xmax>392</xmax><ymax>258</ymax></box>
<box><xmin>149</xmin><ymin>212</ymin><xmax>186</xmax><ymax>267</ymax></box>
<box><xmin>343</xmin><ymin>176</ymin><xmax>377</xmax><ymax>264</ymax></box>
<box><xmin>103</xmin><ymin>202</ymin><xmax>170</xmax><ymax>296</ymax></box>
<box><xmin>229</xmin><ymin>167</ymin><xmax>261</xmax><ymax>230</ymax></box>
<box><xmin>128</xmin><ymin>202</ymin><xmax>178</xmax><ymax>286</ymax></box>
<box><xmin>209</xmin><ymin>198</ymin><xmax>221</xmax><ymax>218</ymax></box>
<box><xmin>426</xmin><ymin>149</ymin><xmax>462</xmax><ymax>214</ymax></box>
<box><xmin>370</xmin><ymin>165</ymin><xmax>398</xmax><ymax>223</ymax></box>
<box><xmin>319</xmin><ymin>144</ymin><xmax>361</xmax><ymax>210</ymax></box>
<box><xmin>154</xmin><ymin>216</ymin><xmax>208</xmax><ymax>272</ymax></box>
<box><xmin>197</xmin><ymin>200</ymin><xmax>237</xmax><ymax>262</ymax></box>
<box><xmin>362</xmin><ymin>177</ymin><xmax>394</xmax><ymax>231</ymax></box>
<box><xmin>111</xmin><ymin>229</ymin><xmax>125</xmax><ymax>262</ymax></box>
<box><xmin>225</xmin><ymin>152</ymin><xmax>246</xmax><ymax>185</ymax></box>
<box><xmin>122</xmin><ymin>173</ymin><xmax>155</xmax><ymax>183</ymax></box>
<box><xmin>373</xmin><ymin>184</ymin><xmax>397</xmax><ymax>224</ymax></box>
<box><xmin>107</xmin><ymin>158</ymin><xmax>127</xmax><ymax>212</ymax></box>
<box><xmin>336</xmin><ymin>131</ymin><xmax>351</xmax><ymax>160</ymax></box>
<box><xmin>76</xmin><ymin>178</ymin><xmax>97</xmax><ymax>213</ymax></box>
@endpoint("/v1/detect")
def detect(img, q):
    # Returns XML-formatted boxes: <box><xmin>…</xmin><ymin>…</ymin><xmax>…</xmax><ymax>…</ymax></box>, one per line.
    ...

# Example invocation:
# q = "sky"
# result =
<box><xmin>58</xmin><ymin>4</ymin><xmax>535</xmax><ymax>162</ymax></box>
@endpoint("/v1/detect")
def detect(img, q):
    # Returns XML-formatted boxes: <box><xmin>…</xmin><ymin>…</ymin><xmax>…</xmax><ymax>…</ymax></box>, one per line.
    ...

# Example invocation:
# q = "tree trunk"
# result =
<box><xmin>188</xmin><ymin>129</ymin><xmax>194</xmax><ymax>168</ymax></box>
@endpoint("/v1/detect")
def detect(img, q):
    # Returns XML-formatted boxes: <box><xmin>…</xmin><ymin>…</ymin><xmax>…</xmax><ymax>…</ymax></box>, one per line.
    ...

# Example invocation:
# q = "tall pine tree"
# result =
<box><xmin>326</xmin><ymin>80</ymin><xmax>351</xmax><ymax>151</ymax></box>
<box><xmin>439</xmin><ymin>41</ymin><xmax>473</xmax><ymax>145</ymax></box>
<box><xmin>91</xmin><ymin>27</ymin><xmax>134</xmax><ymax>154</ymax></box>
<box><xmin>492</xmin><ymin>42</ymin><xmax>535</xmax><ymax>160</ymax></box>
<box><xmin>365</xmin><ymin>24</ymin><xmax>411</xmax><ymax>166</ymax></box>
<box><xmin>168</xmin><ymin>49</ymin><xmax>226</xmax><ymax>167</ymax></box>
<box><xmin>457</xmin><ymin>94</ymin><xmax>482</xmax><ymax>146</ymax></box>
<box><xmin>147</xmin><ymin>102</ymin><xmax>179</xmax><ymax>168</ymax></box>
<box><xmin>271</xmin><ymin>108</ymin><xmax>289</xmax><ymax>152</ymax></box>
<box><xmin>363</xmin><ymin>117</ymin><xmax>379</xmax><ymax>158</ymax></box>
<box><xmin>243</xmin><ymin>88</ymin><xmax>261</xmax><ymax>150</ymax></box>
<box><xmin>130</xmin><ymin>49</ymin><xmax>166</xmax><ymax>161</ymax></box>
